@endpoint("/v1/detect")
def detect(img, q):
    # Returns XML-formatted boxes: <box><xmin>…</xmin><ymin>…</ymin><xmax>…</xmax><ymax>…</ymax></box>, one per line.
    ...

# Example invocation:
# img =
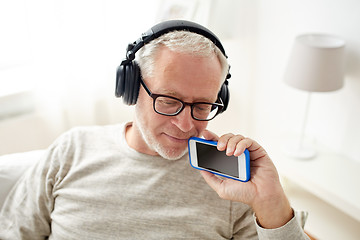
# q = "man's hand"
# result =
<box><xmin>200</xmin><ymin>130</ymin><xmax>293</xmax><ymax>229</ymax></box>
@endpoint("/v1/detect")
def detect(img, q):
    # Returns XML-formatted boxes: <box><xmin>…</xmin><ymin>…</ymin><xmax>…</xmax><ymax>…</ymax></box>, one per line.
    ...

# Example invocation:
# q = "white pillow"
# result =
<box><xmin>0</xmin><ymin>150</ymin><xmax>45</xmax><ymax>209</ymax></box>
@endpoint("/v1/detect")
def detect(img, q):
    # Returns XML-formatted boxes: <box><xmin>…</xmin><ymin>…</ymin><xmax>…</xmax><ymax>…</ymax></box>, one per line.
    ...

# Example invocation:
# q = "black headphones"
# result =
<box><xmin>116</xmin><ymin>19</ymin><xmax>231</xmax><ymax>113</ymax></box>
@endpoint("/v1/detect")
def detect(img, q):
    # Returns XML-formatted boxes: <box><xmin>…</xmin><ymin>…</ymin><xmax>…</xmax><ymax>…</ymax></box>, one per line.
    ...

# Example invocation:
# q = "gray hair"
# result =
<box><xmin>135</xmin><ymin>30</ymin><xmax>229</xmax><ymax>81</ymax></box>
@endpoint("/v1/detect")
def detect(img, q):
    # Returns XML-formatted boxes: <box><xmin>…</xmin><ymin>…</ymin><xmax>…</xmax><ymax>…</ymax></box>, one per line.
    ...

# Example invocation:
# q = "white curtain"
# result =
<box><xmin>1</xmin><ymin>0</ymin><xmax>165</xmax><ymax>130</ymax></box>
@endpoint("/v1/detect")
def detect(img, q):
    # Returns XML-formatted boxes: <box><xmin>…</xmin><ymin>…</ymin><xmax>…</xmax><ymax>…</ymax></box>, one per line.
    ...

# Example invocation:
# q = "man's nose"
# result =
<box><xmin>171</xmin><ymin>106</ymin><xmax>194</xmax><ymax>133</ymax></box>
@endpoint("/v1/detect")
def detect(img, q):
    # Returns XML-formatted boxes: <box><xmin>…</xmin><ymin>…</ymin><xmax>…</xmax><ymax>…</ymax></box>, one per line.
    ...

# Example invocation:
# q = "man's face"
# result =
<box><xmin>132</xmin><ymin>46</ymin><xmax>223</xmax><ymax>160</ymax></box>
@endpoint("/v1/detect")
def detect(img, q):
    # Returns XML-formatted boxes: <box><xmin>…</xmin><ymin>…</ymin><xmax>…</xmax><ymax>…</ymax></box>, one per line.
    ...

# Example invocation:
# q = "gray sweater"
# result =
<box><xmin>0</xmin><ymin>123</ymin><xmax>308</xmax><ymax>239</ymax></box>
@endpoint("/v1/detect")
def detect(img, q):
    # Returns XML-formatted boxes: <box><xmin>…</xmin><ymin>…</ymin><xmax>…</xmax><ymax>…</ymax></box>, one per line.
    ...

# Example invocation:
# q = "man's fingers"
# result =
<box><xmin>218</xmin><ymin>134</ymin><xmax>246</xmax><ymax>155</ymax></box>
<box><xmin>217</xmin><ymin>133</ymin><xmax>234</xmax><ymax>151</ymax></box>
<box><xmin>200</xmin><ymin>171</ymin><xmax>239</xmax><ymax>201</ymax></box>
<box><xmin>200</xmin><ymin>171</ymin><xmax>223</xmax><ymax>192</ymax></box>
<box><xmin>225</xmin><ymin>135</ymin><xmax>246</xmax><ymax>156</ymax></box>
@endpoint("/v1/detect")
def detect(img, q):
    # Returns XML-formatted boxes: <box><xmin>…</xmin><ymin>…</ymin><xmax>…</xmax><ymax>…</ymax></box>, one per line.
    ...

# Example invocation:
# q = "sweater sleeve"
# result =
<box><xmin>0</xmin><ymin>132</ymin><xmax>72</xmax><ymax>240</ymax></box>
<box><xmin>231</xmin><ymin>202</ymin><xmax>259</xmax><ymax>239</ymax></box>
<box><xmin>254</xmin><ymin>210</ymin><xmax>310</xmax><ymax>240</ymax></box>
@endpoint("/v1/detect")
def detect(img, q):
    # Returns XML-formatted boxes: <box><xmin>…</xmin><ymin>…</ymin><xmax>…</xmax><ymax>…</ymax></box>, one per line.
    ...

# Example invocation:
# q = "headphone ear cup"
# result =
<box><xmin>123</xmin><ymin>61</ymin><xmax>141</xmax><ymax>105</ymax></box>
<box><xmin>115</xmin><ymin>64</ymin><xmax>126</xmax><ymax>98</ymax></box>
<box><xmin>131</xmin><ymin>62</ymin><xmax>141</xmax><ymax>105</ymax></box>
<box><xmin>124</xmin><ymin>63</ymin><xmax>133</xmax><ymax>105</ymax></box>
<box><xmin>218</xmin><ymin>81</ymin><xmax>230</xmax><ymax>113</ymax></box>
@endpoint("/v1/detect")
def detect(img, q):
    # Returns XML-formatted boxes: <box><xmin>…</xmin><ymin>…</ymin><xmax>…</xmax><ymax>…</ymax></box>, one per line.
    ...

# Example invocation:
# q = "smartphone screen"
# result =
<box><xmin>196</xmin><ymin>142</ymin><xmax>239</xmax><ymax>178</ymax></box>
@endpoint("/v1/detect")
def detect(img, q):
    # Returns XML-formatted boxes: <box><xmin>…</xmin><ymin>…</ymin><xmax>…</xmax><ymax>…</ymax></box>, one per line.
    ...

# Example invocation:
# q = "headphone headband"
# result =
<box><xmin>116</xmin><ymin>19</ymin><xmax>231</xmax><ymax>112</ymax></box>
<box><xmin>125</xmin><ymin>20</ymin><xmax>228</xmax><ymax>62</ymax></box>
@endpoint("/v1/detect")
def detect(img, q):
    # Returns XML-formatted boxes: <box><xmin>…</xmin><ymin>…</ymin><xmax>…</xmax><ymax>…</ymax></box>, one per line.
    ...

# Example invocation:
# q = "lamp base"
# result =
<box><xmin>282</xmin><ymin>144</ymin><xmax>317</xmax><ymax>160</ymax></box>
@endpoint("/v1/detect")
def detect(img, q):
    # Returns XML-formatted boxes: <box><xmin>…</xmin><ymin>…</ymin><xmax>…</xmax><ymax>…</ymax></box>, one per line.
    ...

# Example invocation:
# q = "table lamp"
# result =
<box><xmin>283</xmin><ymin>33</ymin><xmax>345</xmax><ymax>159</ymax></box>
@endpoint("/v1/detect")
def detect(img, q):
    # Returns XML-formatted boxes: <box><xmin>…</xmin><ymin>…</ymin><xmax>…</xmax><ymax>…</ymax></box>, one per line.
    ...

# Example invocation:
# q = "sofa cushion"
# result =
<box><xmin>0</xmin><ymin>150</ymin><xmax>45</xmax><ymax>208</ymax></box>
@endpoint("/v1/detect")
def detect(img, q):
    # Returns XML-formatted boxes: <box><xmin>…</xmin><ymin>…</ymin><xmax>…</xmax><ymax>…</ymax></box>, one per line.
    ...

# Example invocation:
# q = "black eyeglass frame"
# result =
<box><xmin>140</xmin><ymin>79</ymin><xmax>224</xmax><ymax>121</ymax></box>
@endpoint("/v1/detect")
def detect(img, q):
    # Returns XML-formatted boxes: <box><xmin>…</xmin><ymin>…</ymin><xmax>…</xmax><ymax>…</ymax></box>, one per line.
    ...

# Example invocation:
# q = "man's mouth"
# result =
<box><xmin>163</xmin><ymin>133</ymin><xmax>191</xmax><ymax>143</ymax></box>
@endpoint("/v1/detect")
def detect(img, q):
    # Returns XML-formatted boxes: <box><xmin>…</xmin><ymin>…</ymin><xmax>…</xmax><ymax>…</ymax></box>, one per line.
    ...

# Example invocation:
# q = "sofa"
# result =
<box><xmin>0</xmin><ymin>150</ymin><xmax>45</xmax><ymax>208</ymax></box>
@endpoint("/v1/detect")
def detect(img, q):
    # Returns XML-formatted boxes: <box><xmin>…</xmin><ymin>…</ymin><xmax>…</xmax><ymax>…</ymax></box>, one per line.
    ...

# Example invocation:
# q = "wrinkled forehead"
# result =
<box><xmin>147</xmin><ymin>47</ymin><xmax>223</xmax><ymax>103</ymax></box>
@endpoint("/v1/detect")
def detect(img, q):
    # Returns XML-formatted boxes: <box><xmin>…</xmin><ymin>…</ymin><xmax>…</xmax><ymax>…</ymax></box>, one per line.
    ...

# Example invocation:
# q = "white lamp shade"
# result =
<box><xmin>284</xmin><ymin>34</ymin><xmax>345</xmax><ymax>92</ymax></box>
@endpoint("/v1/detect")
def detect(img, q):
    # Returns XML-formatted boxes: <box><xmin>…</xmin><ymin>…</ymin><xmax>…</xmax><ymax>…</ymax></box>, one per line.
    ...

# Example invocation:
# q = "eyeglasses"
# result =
<box><xmin>140</xmin><ymin>79</ymin><xmax>224</xmax><ymax>121</ymax></box>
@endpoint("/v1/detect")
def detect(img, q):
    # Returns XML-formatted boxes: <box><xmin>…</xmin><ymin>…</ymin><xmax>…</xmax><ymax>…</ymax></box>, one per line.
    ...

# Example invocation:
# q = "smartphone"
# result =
<box><xmin>188</xmin><ymin>137</ymin><xmax>250</xmax><ymax>182</ymax></box>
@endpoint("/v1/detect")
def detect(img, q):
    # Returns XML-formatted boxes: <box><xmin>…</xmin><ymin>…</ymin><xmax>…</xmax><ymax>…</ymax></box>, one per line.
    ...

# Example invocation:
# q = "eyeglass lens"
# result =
<box><xmin>154</xmin><ymin>96</ymin><xmax>219</xmax><ymax>120</ymax></box>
